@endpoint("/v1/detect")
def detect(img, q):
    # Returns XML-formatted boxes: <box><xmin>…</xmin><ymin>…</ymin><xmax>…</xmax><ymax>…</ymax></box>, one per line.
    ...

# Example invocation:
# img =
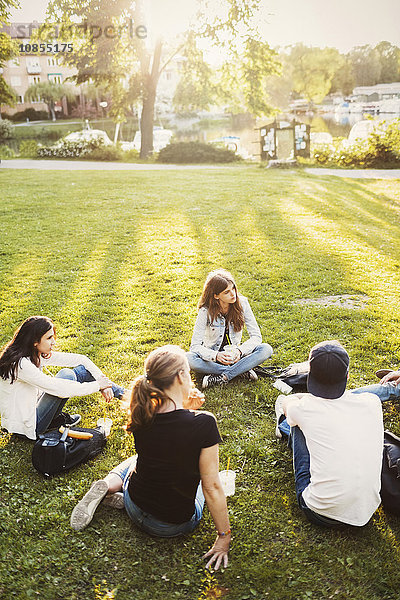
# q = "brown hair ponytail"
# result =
<box><xmin>126</xmin><ymin>345</ymin><xmax>187</xmax><ymax>431</ymax></box>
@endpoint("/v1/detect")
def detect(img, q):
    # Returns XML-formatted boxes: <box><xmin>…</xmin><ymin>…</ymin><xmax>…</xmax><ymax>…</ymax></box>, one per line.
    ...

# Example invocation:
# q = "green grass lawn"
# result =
<box><xmin>1</xmin><ymin>166</ymin><xmax>400</xmax><ymax>600</ymax></box>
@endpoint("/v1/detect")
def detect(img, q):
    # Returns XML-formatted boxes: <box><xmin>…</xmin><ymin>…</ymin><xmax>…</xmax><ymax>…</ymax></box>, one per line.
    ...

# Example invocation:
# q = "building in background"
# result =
<box><xmin>0</xmin><ymin>22</ymin><xmax>79</xmax><ymax>117</ymax></box>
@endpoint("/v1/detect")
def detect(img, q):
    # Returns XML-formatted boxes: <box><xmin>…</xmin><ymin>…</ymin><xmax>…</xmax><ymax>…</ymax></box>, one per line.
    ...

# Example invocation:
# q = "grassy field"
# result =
<box><xmin>1</xmin><ymin>166</ymin><xmax>400</xmax><ymax>600</ymax></box>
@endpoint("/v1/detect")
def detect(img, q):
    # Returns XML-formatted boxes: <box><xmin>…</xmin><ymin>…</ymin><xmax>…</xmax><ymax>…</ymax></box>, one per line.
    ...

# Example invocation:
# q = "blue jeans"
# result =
<box><xmin>111</xmin><ymin>456</ymin><xmax>205</xmax><ymax>538</ymax></box>
<box><xmin>352</xmin><ymin>383</ymin><xmax>400</xmax><ymax>403</ymax></box>
<box><xmin>35</xmin><ymin>365</ymin><xmax>124</xmax><ymax>436</ymax></box>
<box><xmin>289</xmin><ymin>426</ymin><xmax>346</xmax><ymax>528</ymax></box>
<box><xmin>187</xmin><ymin>343</ymin><xmax>273</xmax><ymax>382</ymax></box>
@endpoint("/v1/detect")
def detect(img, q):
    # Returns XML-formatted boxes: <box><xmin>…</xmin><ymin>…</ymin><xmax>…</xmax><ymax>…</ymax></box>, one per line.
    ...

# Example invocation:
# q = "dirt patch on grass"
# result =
<box><xmin>293</xmin><ymin>294</ymin><xmax>369</xmax><ymax>310</ymax></box>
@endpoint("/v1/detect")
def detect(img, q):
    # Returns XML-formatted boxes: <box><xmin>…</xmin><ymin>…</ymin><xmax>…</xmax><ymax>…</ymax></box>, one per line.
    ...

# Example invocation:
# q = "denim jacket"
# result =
<box><xmin>189</xmin><ymin>295</ymin><xmax>262</xmax><ymax>362</ymax></box>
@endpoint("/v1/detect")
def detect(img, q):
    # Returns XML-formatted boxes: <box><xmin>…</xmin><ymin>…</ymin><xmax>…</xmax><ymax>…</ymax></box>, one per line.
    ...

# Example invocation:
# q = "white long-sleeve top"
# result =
<box><xmin>0</xmin><ymin>351</ymin><xmax>104</xmax><ymax>439</ymax></box>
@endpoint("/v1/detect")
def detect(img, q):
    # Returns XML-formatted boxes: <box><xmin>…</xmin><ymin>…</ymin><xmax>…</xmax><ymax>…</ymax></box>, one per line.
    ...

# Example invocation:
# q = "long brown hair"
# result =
<box><xmin>198</xmin><ymin>269</ymin><xmax>244</xmax><ymax>332</ymax></box>
<box><xmin>0</xmin><ymin>316</ymin><xmax>54</xmax><ymax>383</ymax></box>
<box><xmin>126</xmin><ymin>345</ymin><xmax>187</xmax><ymax>431</ymax></box>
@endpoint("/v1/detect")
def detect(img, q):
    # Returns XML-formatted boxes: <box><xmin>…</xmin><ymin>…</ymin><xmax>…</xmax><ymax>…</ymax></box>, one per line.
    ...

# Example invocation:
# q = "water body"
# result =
<box><xmin>176</xmin><ymin>112</ymin><xmax>400</xmax><ymax>159</ymax></box>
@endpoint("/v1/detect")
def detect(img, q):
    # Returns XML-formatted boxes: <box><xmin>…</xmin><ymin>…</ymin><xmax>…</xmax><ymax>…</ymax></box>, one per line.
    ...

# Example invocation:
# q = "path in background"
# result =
<box><xmin>0</xmin><ymin>159</ymin><xmax>231</xmax><ymax>171</ymax></box>
<box><xmin>305</xmin><ymin>167</ymin><xmax>400</xmax><ymax>179</ymax></box>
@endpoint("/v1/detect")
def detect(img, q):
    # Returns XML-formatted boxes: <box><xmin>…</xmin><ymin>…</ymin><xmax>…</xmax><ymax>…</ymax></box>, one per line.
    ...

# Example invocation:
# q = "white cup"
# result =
<box><xmin>273</xmin><ymin>379</ymin><xmax>293</xmax><ymax>394</ymax></box>
<box><xmin>223</xmin><ymin>345</ymin><xmax>238</xmax><ymax>359</ymax></box>
<box><xmin>96</xmin><ymin>417</ymin><xmax>113</xmax><ymax>437</ymax></box>
<box><xmin>219</xmin><ymin>469</ymin><xmax>236</xmax><ymax>496</ymax></box>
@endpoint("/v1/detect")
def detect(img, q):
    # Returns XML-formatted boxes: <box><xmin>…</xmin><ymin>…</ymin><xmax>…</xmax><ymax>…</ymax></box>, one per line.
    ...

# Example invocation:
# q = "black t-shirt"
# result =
<box><xmin>219</xmin><ymin>321</ymin><xmax>230</xmax><ymax>353</ymax></box>
<box><xmin>128</xmin><ymin>409</ymin><xmax>223</xmax><ymax>524</ymax></box>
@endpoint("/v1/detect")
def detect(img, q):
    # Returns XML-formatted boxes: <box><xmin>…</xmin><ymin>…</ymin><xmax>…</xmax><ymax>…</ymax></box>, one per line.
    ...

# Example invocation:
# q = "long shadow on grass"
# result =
<box><xmin>296</xmin><ymin>173</ymin><xmax>400</xmax><ymax>263</ymax></box>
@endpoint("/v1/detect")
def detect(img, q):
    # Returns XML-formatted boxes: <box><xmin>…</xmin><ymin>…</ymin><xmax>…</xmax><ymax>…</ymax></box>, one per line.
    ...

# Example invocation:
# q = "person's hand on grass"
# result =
<box><xmin>101</xmin><ymin>387</ymin><xmax>113</xmax><ymax>402</ymax></box>
<box><xmin>203</xmin><ymin>534</ymin><xmax>230</xmax><ymax>570</ymax></box>
<box><xmin>98</xmin><ymin>376</ymin><xmax>113</xmax><ymax>402</ymax></box>
<box><xmin>380</xmin><ymin>370</ymin><xmax>400</xmax><ymax>386</ymax></box>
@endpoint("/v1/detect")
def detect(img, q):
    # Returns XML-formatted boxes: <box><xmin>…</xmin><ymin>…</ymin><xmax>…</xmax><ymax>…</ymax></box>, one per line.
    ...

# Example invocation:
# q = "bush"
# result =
<box><xmin>0</xmin><ymin>119</ymin><xmax>13</xmax><ymax>140</ymax></box>
<box><xmin>19</xmin><ymin>140</ymin><xmax>39</xmax><ymax>158</ymax></box>
<box><xmin>0</xmin><ymin>145</ymin><xmax>15</xmax><ymax>159</ymax></box>
<box><xmin>157</xmin><ymin>141</ymin><xmax>239</xmax><ymax>163</ymax></box>
<box><xmin>37</xmin><ymin>137</ymin><xmax>104</xmax><ymax>158</ymax></box>
<box><xmin>84</xmin><ymin>145</ymin><xmax>123</xmax><ymax>161</ymax></box>
<box><xmin>10</xmin><ymin>108</ymin><xmax>49</xmax><ymax>122</ymax></box>
<box><xmin>312</xmin><ymin>119</ymin><xmax>400</xmax><ymax>168</ymax></box>
<box><xmin>13</xmin><ymin>126</ymin><xmax>66</xmax><ymax>141</ymax></box>
<box><xmin>122</xmin><ymin>148</ymin><xmax>140</xmax><ymax>162</ymax></box>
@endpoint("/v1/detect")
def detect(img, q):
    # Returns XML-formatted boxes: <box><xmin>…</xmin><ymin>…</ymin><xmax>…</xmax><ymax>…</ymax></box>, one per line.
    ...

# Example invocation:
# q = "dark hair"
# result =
<box><xmin>198</xmin><ymin>269</ymin><xmax>244</xmax><ymax>332</ymax></box>
<box><xmin>126</xmin><ymin>345</ymin><xmax>187</xmax><ymax>431</ymax></box>
<box><xmin>0</xmin><ymin>316</ymin><xmax>54</xmax><ymax>383</ymax></box>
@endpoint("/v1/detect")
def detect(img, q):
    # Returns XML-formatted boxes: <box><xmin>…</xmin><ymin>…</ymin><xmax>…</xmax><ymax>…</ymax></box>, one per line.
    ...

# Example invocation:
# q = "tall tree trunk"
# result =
<box><xmin>140</xmin><ymin>38</ymin><xmax>162</xmax><ymax>159</ymax></box>
<box><xmin>49</xmin><ymin>101</ymin><xmax>56</xmax><ymax>121</ymax></box>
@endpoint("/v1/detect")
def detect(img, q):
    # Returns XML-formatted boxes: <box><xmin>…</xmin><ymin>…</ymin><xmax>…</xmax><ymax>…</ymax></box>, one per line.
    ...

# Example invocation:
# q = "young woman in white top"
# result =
<box><xmin>187</xmin><ymin>269</ymin><xmax>273</xmax><ymax>388</ymax></box>
<box><xmin>0</xmin><ymin>316</ymin><xmax>124</xmax><ymax>440</ymax></box>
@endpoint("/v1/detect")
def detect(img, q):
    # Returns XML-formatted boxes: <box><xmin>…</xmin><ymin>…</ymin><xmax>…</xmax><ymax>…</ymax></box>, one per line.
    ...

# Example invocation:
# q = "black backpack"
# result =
<box><xmin>381</xmin><ymin>430</ymin><xmax>400</xmax><ymax>516</ymax></box>
<box><xmin>32</xmin><ymin>426</ymin><xmax>107</xmax><ymax>477</ymax></box>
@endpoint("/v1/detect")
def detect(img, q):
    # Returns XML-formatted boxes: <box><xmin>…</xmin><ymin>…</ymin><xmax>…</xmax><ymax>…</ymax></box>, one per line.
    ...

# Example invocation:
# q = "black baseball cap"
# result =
<box><xmin>307</xmin><ymin>340</ymin><xmax>349</xmax><ymax>399</ymax></box>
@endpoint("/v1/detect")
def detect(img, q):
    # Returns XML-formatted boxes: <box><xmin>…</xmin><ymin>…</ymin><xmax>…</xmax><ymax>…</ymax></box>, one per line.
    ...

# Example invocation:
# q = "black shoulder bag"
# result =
<box><xmin>32</xmin><ymin>425</ymin><xmax>107</xmax><ymax>477</ymax></box>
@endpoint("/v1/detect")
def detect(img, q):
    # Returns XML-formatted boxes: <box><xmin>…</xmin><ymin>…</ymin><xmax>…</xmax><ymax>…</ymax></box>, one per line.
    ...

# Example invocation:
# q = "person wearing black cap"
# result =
<box><xmin>275</xmin><ymin>340</ymin><xmax>383</xmax><ymax>528</ymax></box>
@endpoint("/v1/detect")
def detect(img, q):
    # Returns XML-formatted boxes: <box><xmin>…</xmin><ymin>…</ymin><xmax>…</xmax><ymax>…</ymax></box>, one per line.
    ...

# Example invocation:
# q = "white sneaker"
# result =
<box><xmin>239</xmin><ymin>369</ymin><xmax>258</xmax><ymax>382</ymax></box>
<box><xmin>202</xmin><ymin>374</ymin><xmax>228</xmax><ymax>389</ymax></box>
<box><xmin>275</xmin><ymin>395</ymin><xmax>285</xmax><ymax>439</ymax></box>
<box><xmin>70</xmin><ymin>480</ymin><xmax>109</xmax><ymax>531</ymax></box>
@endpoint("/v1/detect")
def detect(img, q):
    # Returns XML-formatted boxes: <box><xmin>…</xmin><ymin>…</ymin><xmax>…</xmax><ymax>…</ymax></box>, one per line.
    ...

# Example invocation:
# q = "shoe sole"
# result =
<box><xmin>376</xmin><ymin>369</ymin><xmax>392</xmax><ymax>379</ymax></box>
<box><xmin>249</xmin><ymin>370</ymin><xmax>258</xmax><ymax>382</ymax></box>
<box><xmin>202</xmin><ymin>379</ymin><xmax>227</xmax><ymax>389</ymax></box>
<box><xmin>102</xmin><ymin>492</ymin><xmax>125</xmax><ymax>510</ymax></box>
<box><xmin>275</xmin><ymin>400</ymin><xmax>284</xmax><ymax>439</ymax></box>
<box><xmin>70</xmin><ymin>480</ymin><xmax>108</xmax><ymax>531</ymax></box>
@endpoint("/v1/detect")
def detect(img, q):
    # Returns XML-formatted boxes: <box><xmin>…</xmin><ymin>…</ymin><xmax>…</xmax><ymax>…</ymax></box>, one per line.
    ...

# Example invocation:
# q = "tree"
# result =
<box><xmin>285</xmin><ymin>44</ymin><xmax>344</xmax><ymax>104</ymax></box>
<box><xmin>174</xmin><ymin>32</ymin><xmax>280</xmax><ymax>118</ymax></box>
<box><xmin>173</xmin><ymin>31</ymin><xmax>217</xmax><ymax>114</ymax></box>
<box><xmin>375</xmin><ymin>41</ymin><xmax>400</xmax><ymax>83</ymax></box>
<box><xmin>25</xmin><ymin>81</ymin><xmax>75</xmax><ymax>121</ymax></box>
<box><xmin>330</xmin><ymin>56</ymin><xmax>355</xmax><ymax>97</ymax></box>
<box><xmin>217</xmin><ymin>37</ymin><xmax>280</xmax><ymax>116</ymax></box>
<box><xmin>348</xmin><ymin>45</ymin><xmax>381</xmax><ymax>87</ymax></box>
<box><xmin>0</xmin><ymin>0</ymin><xmax>19</xmax><ymax>113</ymax></box>
<box><xmin>45</xmin><ymin>0</ymin><xmax>273</xmax><ymax>157</ymax></box>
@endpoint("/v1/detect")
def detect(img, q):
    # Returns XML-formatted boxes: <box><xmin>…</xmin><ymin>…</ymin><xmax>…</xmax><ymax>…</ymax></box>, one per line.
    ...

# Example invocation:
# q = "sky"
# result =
<box><xmin>8</xmin><ymin>0</ymin><xmax>400</xmax><ymax>53</ymax></box>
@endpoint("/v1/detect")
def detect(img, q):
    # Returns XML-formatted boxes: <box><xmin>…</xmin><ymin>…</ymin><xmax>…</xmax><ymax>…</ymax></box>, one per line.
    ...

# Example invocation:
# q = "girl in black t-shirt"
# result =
<box><xmin>71</xmin><ymin>345</ymin><xmax>231</xmax><ymax>571</ymax></box>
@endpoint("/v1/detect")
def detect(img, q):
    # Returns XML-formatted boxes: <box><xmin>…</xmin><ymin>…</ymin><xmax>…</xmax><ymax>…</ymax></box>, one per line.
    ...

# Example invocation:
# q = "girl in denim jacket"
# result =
<box><xmin>187</xmin><ymin>269</ymin><xmax>273</xmax><ymax>388</ymax></box>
